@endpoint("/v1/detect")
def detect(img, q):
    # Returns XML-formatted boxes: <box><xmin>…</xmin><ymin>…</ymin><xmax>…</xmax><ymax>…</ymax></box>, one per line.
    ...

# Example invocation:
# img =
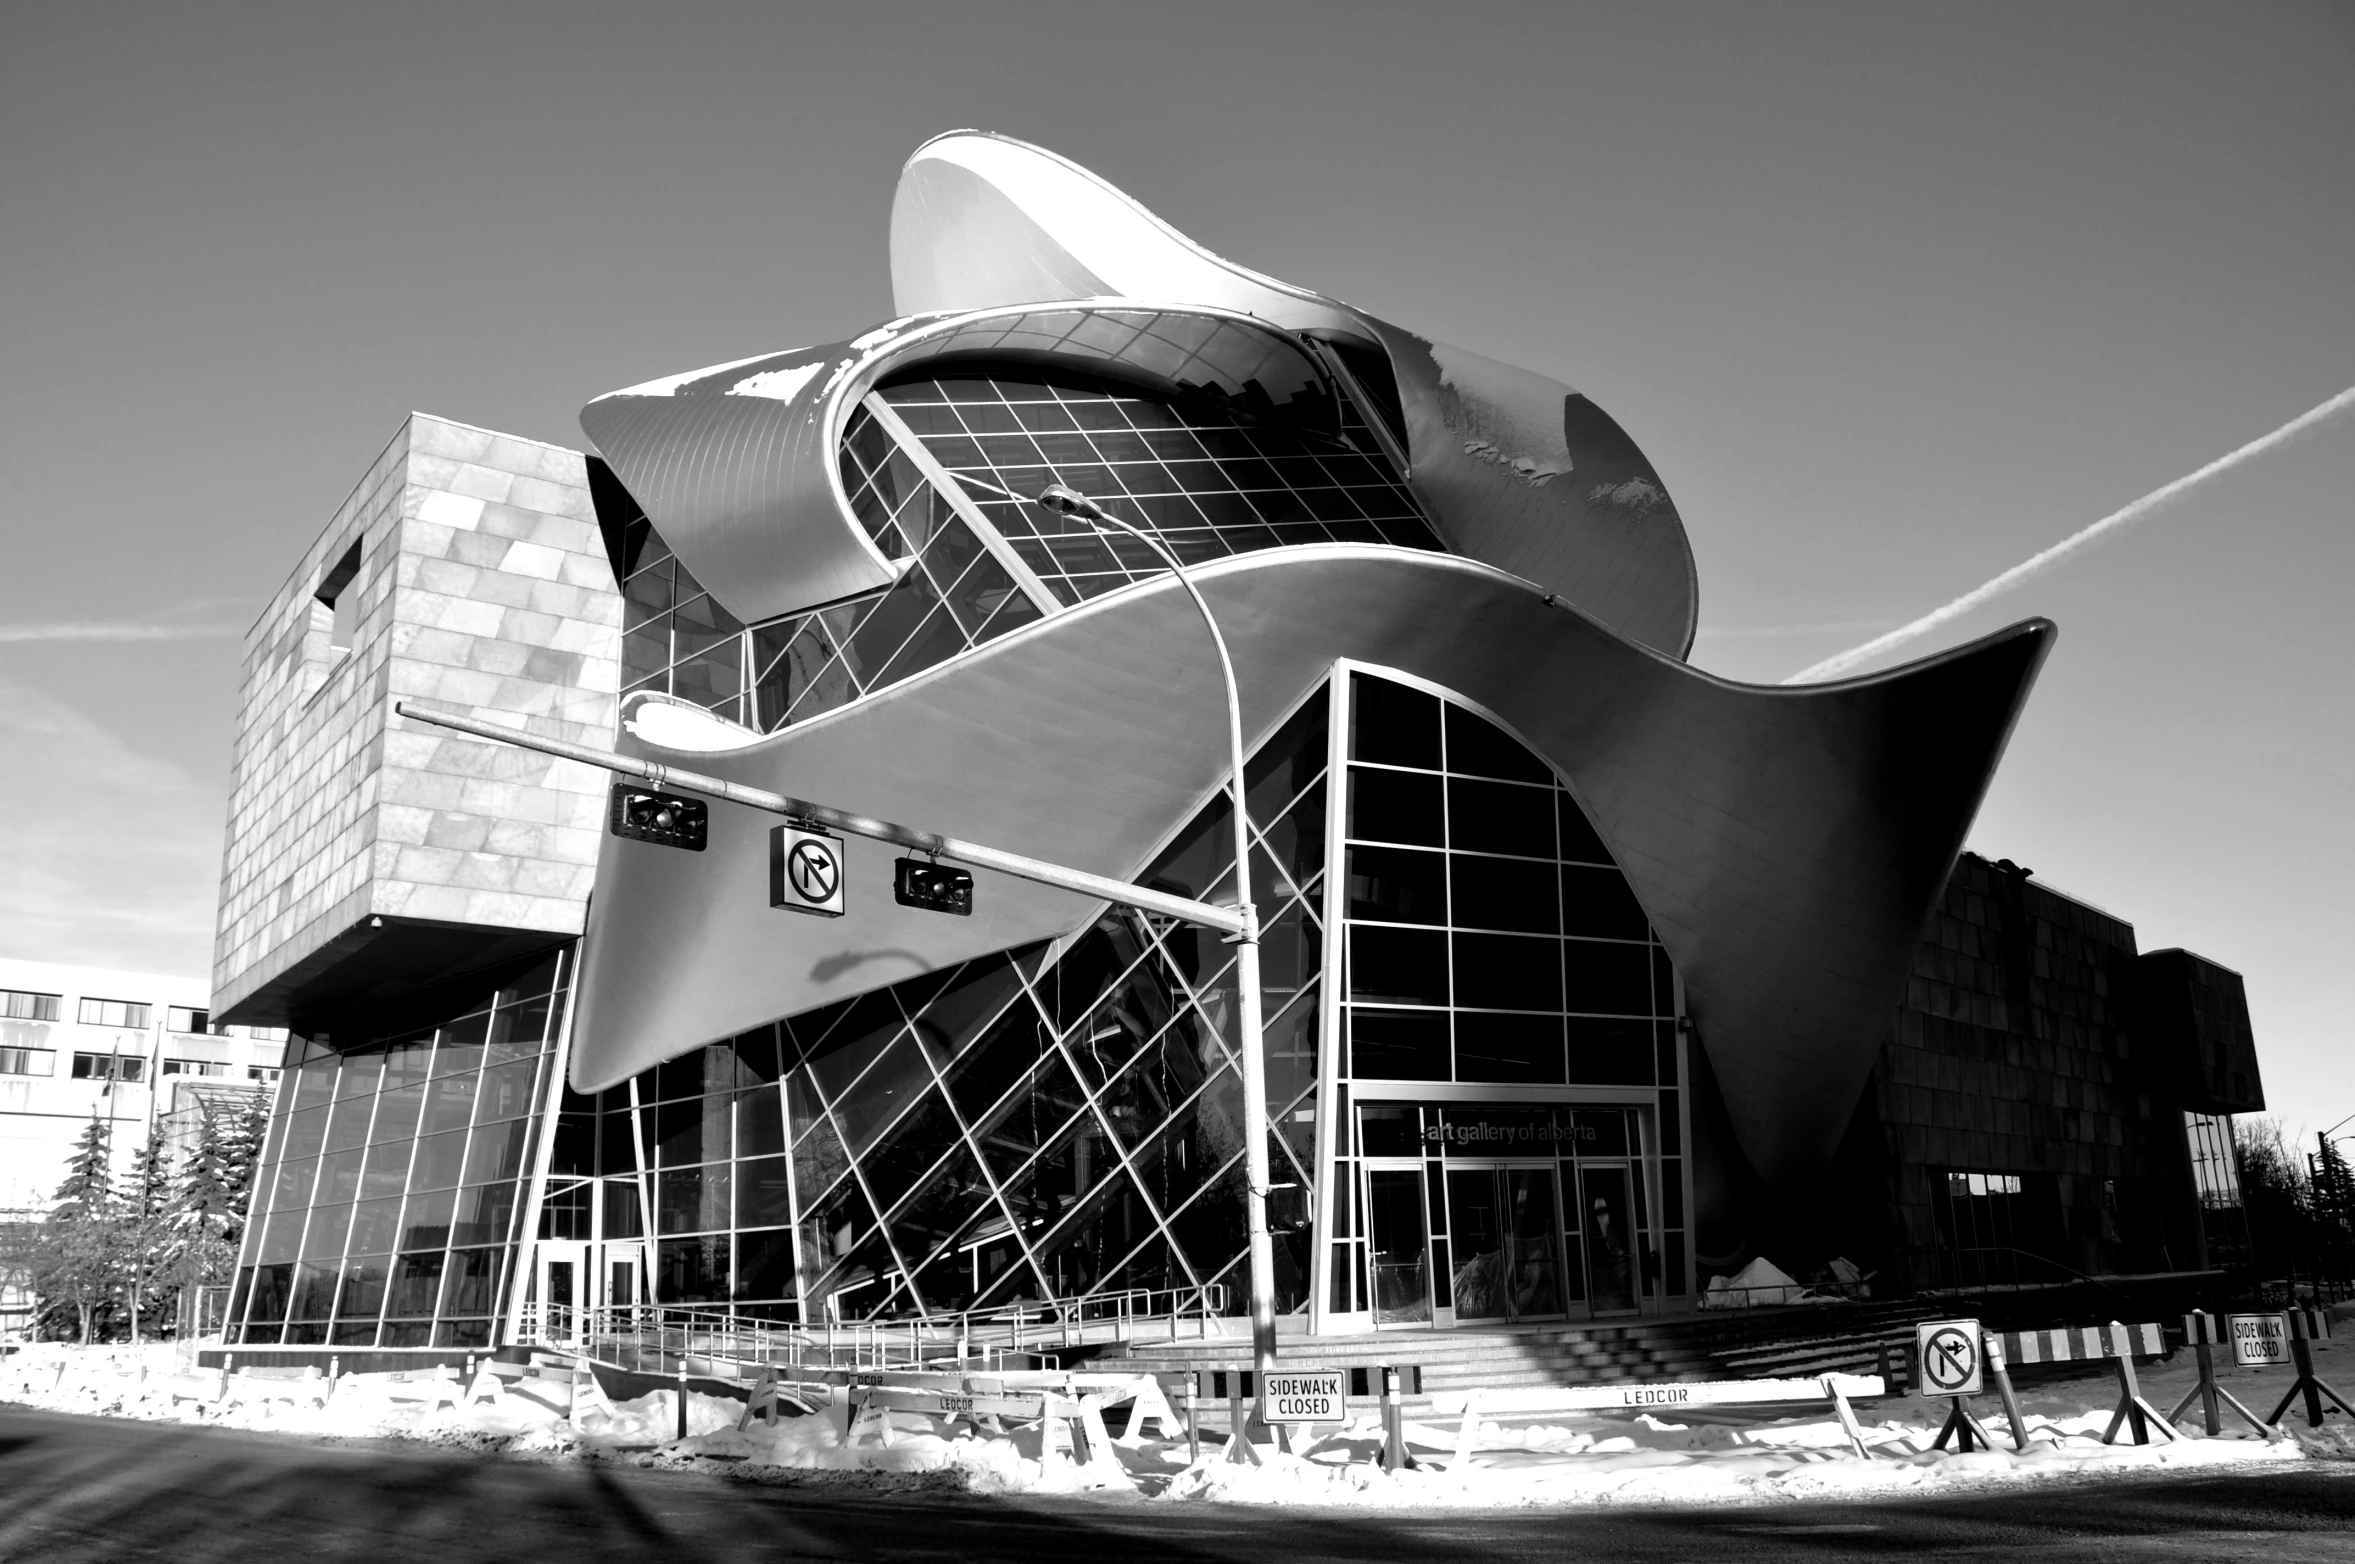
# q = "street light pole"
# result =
<box><xmin>1016</xmin><ymin>480</ymin><xmax>1281</xmax><ymax>1390</ymax></box>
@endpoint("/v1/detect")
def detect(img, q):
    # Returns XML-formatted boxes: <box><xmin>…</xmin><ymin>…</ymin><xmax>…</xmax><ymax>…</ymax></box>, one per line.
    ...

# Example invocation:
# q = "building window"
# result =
<box><xmin>163</xmin><ymin>1058</ymin><xmax>233</xmax><ymax>1078</ymax></box>
<box><xmin>71</xmin><ymin>1052</ymin><xmax>146</xmax><ymax>1082</ymax></box>
<box><xmin>2184</xmin><ymin>1112</ymin><xmax>2243</xmax><ymax>1209</ymax></box>
<box><xmin>224</xmin><ymin>951</ymin><xmax>566</xmax><ymax>1349</ymax></box>
<box><xmin>3</xmin><ymin>989</ymin><xmax>61</xmax><ymax>1022</ymax></box>
<box><xmin>168</xmin><ymin>1006</ymin><xmax>211</xmax><ymax>1035</ymax></box>
<box><xmin>0</xmin><ymin>1046</ymin><xmax>56</xmax><ymax>1076</ymax></box>
<box><xmin>1931</xmin><ymin>1168</ymin><xmax>2065</xmax><ymax>1288</ymax></box>
<box><xmin>77</xmin><ymin>998</ymin><xmax>151</xmax><ymax>1030</ymax></box>
<box><xmin>317</xmin><ymin>538</ymin><xmax>364</xmax><ymax>654</ymax></box>
<box><xmin>249</xmin><ymin>1066</ymin><xmax>282</xmax><ymax>1085</ymax></box>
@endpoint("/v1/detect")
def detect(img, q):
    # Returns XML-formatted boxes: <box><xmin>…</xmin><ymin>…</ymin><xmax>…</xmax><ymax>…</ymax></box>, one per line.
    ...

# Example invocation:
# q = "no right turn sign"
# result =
<box><xmin>1916</xmin><ymin>1318</ymin><xmax>1984</xmax><ymax>1397</ymax></box>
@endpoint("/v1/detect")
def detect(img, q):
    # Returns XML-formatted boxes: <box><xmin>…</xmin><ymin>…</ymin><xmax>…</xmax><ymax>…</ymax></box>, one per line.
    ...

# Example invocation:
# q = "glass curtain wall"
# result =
<box><xmin>1325</xmin><ymin>671</ymin><xmax>1689</xmax><ymax>1319</ymax></box>
<box><xmin>611</xmin><ymin>358</ymin><xmax>1437</xmax><ymax>739</ymax></box>
<box><xmin>226</xmin><ymin>952</ymin><xmax>567</xmax><ymax>1347</ymax></box>
<box><xmin>536</xmin><ymin>687</ymin><xmax>1331</xmax><ymax>1324</ymax></box>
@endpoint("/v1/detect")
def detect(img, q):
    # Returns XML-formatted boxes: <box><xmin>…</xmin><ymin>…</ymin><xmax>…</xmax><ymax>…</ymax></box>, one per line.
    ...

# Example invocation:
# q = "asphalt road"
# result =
<box><xmin>1</xmin><ymin>1406</ymin><xmax>2352</xmax><ymax>1563</ymax></box>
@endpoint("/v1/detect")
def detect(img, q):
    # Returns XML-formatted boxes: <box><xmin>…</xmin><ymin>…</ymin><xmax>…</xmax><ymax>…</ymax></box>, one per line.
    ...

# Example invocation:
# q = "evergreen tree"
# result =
<box><xmin>52</xmin><ymin>1113</ymin><xmax>114</xmax><ymax>1221</ymax></box>
<box><xmin>34</xmin><ymin>1114</ymin><xmax>123</xmax><ymax>1343</ymax></box>
<box><xmin>220</xmin><ymin>1093</ymin><xmax>267</xmax><ymax>1250</ymax></box>
<box><xmin>166</xmin><ymin>1098</ymin><xmax>240</xmax><ymax>1324</ymax></box>
<box><xmin>122</xmin><ymin>1119</ymin><xmax>176</xmax><ymax>1342</ymax></box>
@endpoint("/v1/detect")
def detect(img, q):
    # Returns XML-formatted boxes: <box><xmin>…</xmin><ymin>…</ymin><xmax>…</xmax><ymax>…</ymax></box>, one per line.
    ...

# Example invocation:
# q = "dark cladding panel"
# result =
<box><xmin>2133</xmin><ymin>948</ymin><xmax>2265</xmax><ymax>1114</ymax></box>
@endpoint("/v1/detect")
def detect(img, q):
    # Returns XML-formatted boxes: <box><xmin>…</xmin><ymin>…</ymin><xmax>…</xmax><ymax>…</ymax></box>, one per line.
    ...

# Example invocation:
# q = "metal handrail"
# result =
<box><xmin>514</xmin><ymin>1284</ymin><xmax>1232</xmax><ymax>1375</ymax></box>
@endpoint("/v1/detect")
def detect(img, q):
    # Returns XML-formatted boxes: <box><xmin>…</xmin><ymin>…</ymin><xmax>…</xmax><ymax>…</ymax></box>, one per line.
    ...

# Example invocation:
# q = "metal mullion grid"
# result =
<box><xmin>354</xmin><ymin>1024</ymin><xmax>439</xmax><ymax>1345</ymax></box>
<box><xmin>1001</xmin><ymin>1033</ymin><xmax>1204</xmax><ymax>1301</ymax></box>
<box><xmin>228</xmin><ymin>1062</ymin><xmax>300</xmax><ymax>1342</ymax></box>
<box><xmin>319</xmin><ymin>1061</ymin><xmax>390</xmax><ymax>1343</ymax></box>
<box><xmin>1310</xmin><ymin>673</ymin><xmax>1354</xmax><ymax>1329</ymax></box>
<box><xmin>1057</xmin><ymin>1043</ymin><xmax>1318</xmax><ymax>1310</ymax></box>
<box><xmin>788</xmin><ymin>1012</ymin><xmax>946</xmax><ymax>1318</ymax></box>
<box><xmin>877</xmin><ymin>968</ymin><xmax>1070</xmax><ymax>1310</ymax></box>
<box><xmin>1242</xmin><ymin>786</ymin><xmax>1328</xmax><ymax>907</ymax></box>
<box><xmin>779</xmin><ymin>617</ymin><xmax>872</xmax><ymax>728</ymax></box>
<box><xmin>1038</xmin><ymin>924</ymin><xmax>1321</xmax><ymax>1286</ymax></box>
<box><xmin>254</xmin><ymin>1067</ymin><xmax>332</xmax><ymax>1342</ymax></box>
<box><xmin>974</xmin><ymin>935</ymin><xmax>1225</xmax><ymax>1290</ymax></box>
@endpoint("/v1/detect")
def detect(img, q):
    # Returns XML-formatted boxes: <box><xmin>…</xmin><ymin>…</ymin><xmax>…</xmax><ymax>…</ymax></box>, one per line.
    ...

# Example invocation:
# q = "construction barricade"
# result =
<box><xmin>1436</xmin><ymin>1373</ymin><xmax>1885</xmax><ymax>1466</ymax></box>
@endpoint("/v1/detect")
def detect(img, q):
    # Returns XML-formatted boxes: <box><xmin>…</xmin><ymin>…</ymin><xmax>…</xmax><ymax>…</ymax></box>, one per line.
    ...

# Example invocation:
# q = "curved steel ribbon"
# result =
<box><xmin>890</xmin><ymin>130</ymin><xmax>1699</xmax><ymax>655</ymax></box>
<box><xmin>569</xmin><ymin>545</ymin><xmax>2050</xmax><ymax>1196</ymax></box>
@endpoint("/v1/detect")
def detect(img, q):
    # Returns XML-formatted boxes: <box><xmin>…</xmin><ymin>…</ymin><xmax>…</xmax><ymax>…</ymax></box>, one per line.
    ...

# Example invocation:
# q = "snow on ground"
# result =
<box><xmin>2</xmin><ymin>1342</ymin><xmax>2344</xmax><ymax>1510</ymax></box>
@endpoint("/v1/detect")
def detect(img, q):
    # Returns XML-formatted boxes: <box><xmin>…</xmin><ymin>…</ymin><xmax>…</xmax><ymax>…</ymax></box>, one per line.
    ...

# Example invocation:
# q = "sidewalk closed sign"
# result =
<box><xmin>1260</xmin><ymin>1369</ymin><xmax>1347</xmax><ymax>1425</ymax></box>
<box><xmin>2227</xmin><ymin>1312</ymin><xmax>2290</xmax><ymax>1367</ymax></box>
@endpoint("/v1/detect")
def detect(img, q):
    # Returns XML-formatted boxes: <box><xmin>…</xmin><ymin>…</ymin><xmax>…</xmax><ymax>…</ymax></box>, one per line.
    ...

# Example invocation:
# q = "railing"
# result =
<box><xmin>514</xmin><ymin>1285</ymin><xmax>1231</xmax><ymax>1376</ymax></box>
<box><xmin>1902</xmin><ymin>1244</ymin><xmax>2133</xmax><ymax>1300</ymax></box>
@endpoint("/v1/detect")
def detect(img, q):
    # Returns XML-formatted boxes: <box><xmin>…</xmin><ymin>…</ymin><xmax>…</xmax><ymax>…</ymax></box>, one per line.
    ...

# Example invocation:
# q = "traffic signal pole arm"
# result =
<box><xmin>389</xmin><ymin>700</ymin><xmax>1250</xmax><ymax>938</ymax></box>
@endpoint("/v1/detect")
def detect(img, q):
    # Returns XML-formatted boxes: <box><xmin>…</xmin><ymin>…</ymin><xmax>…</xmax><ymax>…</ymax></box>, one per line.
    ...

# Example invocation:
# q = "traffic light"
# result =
<box><xmin>608</xmin><ymin>783</ymin><xmax>707</xmax><ymax>850</ymax></box>
<box><xmin>895</xmin><ymin>857</ymin><xmax>973</xmax><ymax>916</ymax></box>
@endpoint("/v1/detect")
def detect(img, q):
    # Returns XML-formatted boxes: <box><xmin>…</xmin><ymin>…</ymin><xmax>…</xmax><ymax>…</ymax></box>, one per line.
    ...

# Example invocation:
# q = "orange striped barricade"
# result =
<box><xmin>153</xmin><ymin>1366</ymin><xmax>229</xmax><ymax>1409</ymax></box>
<box><xmin>2266</xmin><ymin>1308</ymin><xmax>2352</xmax><ymax>1430</ymax></box>
<box><xmin>736</xmin><ymin>1366</ymin><xmax>837</xmax><ymax>1430</ymax></box>
<box><xmin>223</xmin><ymin>1365</ymin><xmax>333</xmax><ymax>1412</ymax></box>
<box><xmin>567</xmin><ymin>1359</ymin><xmax>617</xmax><ymax>1430</ymax></box>
<box><xmin>1988</xmin><ymin>1321</ymin><xmax>2173</xmax><ymax>1446</ymax></box>
<box><xmin>1437</xmin><ymin>1373</ymin><xmax>1885</xmax><ymax>1467</ymax></box>
<box><xmin>840</xmin><ymin>1378</ymin><xmax>1130</xmax><ymax>1486</ymax></box>
<box><xmin>2168</xmin><ymin>1312</ymin><xmax>2285</xmax><ymax>1439</ymax></box>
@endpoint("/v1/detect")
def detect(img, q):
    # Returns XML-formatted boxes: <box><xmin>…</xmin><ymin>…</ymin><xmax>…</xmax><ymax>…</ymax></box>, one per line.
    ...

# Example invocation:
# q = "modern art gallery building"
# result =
<box><xmin>205</xmin><ymin>134</ymin><xmax>2263</xmax><ymax>1351</ymax></box>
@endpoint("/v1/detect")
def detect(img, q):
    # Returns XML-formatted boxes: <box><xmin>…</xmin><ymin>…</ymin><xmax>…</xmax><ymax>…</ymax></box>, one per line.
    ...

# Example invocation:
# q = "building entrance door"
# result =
<box><xmin>1445</xmin><ymin>1163</ymin><xmax>1566</xmax><ymax>1323</ymax></box>
<box><xmin>1578</xmin><ymin>1163</ymin><xmax>1642</xmax><ymax>1314</ymax></box>
<box><xmin>606</xmin><ymin>1249</ymin><xmax>641</xmax><ymax>1322</ymax></box>
<box><xmin>1365</xmin><ymin>1165</ymin><xmax>1433</xmax><ymax>1325</ymax></box>
<box><xmin>535</xmin><ymin>1241</ymin><xmax>585</xmax><ymax>1344</ymax></box>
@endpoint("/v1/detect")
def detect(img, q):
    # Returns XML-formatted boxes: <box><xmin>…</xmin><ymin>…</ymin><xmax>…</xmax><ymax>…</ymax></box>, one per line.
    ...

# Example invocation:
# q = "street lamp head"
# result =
<box><xmin>1035</xmin><ymin>483</ymin><xmax>1108</xmax><ymax>522</ymax></box>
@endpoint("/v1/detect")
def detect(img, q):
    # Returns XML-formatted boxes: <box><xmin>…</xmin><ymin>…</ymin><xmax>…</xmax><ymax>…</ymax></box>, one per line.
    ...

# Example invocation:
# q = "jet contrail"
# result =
<box><xmin>1785</xmin><ymin>385</ymin><xmax>2355</xmax><ymax>684</ymax></box>
<box><xmin>0</xmin><ymin>621</ymin><xmax>242</xmax><ymax>644</ymax></box>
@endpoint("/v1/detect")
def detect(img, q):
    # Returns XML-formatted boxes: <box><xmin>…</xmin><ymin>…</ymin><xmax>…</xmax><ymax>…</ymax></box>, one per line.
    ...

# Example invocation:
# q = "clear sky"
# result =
<box><xmin>4</xmin><ymin>2</ymin><xmax>2350</xmax><ymax>1139</ymax></box>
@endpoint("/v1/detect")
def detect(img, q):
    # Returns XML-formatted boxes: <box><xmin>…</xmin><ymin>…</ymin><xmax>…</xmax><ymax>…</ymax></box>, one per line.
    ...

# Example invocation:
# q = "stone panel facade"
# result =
<box><xmin>213</xmin><ymin>414</ymin><xmax>621</xmax><ymax>1025</ymax></box>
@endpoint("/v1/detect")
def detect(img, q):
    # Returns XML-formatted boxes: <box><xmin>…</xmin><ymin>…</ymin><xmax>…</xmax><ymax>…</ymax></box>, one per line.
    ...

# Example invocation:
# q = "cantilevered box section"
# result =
<box><xmin>212</xmin><ymin>414</ymin><xmax>622</xmax><ymax>1031</ymax></box>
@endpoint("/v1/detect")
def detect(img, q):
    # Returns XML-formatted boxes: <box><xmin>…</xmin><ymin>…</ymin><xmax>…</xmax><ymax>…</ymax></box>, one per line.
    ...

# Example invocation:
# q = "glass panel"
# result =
<box><xmin>1450</xmin><ymin>855</ymin><xmax>1557</xmax><ymax>934</ymax></box>
<box><xmin>1504</xmin><ymin>1168</ymin><xmax>1564</xmax><ymax>1318</ymax></box>
<box><xmin>477</xmin><ymin>1058</ymin><xmax>541</xmax><ymax>1121</ymax></box>
<box><xmin>420</xmin><ymin>1073</ymin><xmax>477</xmax><ymax>1135</ymax></box>
<box><xmin>1348</xmin><ymin>768</ymin><xmax>1443</xmax><ymax>847</ymax></box>
<box><xmin>335</xmin><ymin>1255</ymin><xmax>389</xmax><ymax>1327</ymax></box>
<box><xmin>1446</xmin><ymin>1170</ymin><xmax>1508</xmax><ymax>1321</ymax></box>
<box><xmin>656</xmin><ymin>1236</ymin><xmax>730</xmax><ymax>1304</ymax></box>
<box><xmin>657</xmin><ymin>1164</ymin><xmax>733</xmax><ymax>1235</ymax></box>
<box><xmin>1351</xmin><ymin>673</ymin><xmax>1441</xmax><ymax>769</ymax></box>
<box><xmin>1349</xmin><ymin>927</ymin><xmax>1446</xmax><ymax>1006</ymax></box>
<box><xmin>1366</xmin><ymin>1169</ymin><xmax>1430</xmax><ymax>1324</ymax></box>
<box><xmin>410</xmin><ymin>1130</ymin><xmax>468</xmax><ymax>1190</ymax></box>
<box><xmin>735</xmin><ymin>1155</ymin><xmax>793</xmax><ymax>1229</ymax></box>
<box><xmin>349</xmin><ymin>1196</ymin><xmax>404</xmax><ymax>1254</ymax></box>
<box><xmin>735</xmin><ymin>1227</ymin><xmax>797</xmax><ymax>1303</ymax></box>
<box><xmin>386</xmin><ymin>1251</ymin><xmax>446</xmax><ymax>1318</ymax></box>
<box><xmin>452</xmin><ymin>1181</ymin><xmax>517</xmax><ymax>1246</ymax></box>
<box><xmin>1347</xmin><ymin>845</ymin><xmax>1445</xmax><ymax>925</ymax></box>
<box><xmin>1563</xmin><ymin>942</ymin><xmax>1656</xmax><ymax>1016</ymax></box>
<box><xmin>1350</xmin><ymin>1008</ymin><xmax>1449</xmax><ymax>1080</ymax></box>
<box><xmin>1580</xmin><ymin>1165</ymin><xmax>1641</xmax><ymax>1312</ymax></box>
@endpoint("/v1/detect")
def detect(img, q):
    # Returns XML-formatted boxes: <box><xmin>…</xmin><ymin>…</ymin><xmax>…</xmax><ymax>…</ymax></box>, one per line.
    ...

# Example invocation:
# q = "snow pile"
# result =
<box><xmin>2</xmin><ymin>1345</ymin><xmax>2336</xmax><ymax>1509</ymax></box>
<box><xmin>1158</xmin><ymin>1393</ymin><xmax>2307</xmax><ymax>1509</ymax></box>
